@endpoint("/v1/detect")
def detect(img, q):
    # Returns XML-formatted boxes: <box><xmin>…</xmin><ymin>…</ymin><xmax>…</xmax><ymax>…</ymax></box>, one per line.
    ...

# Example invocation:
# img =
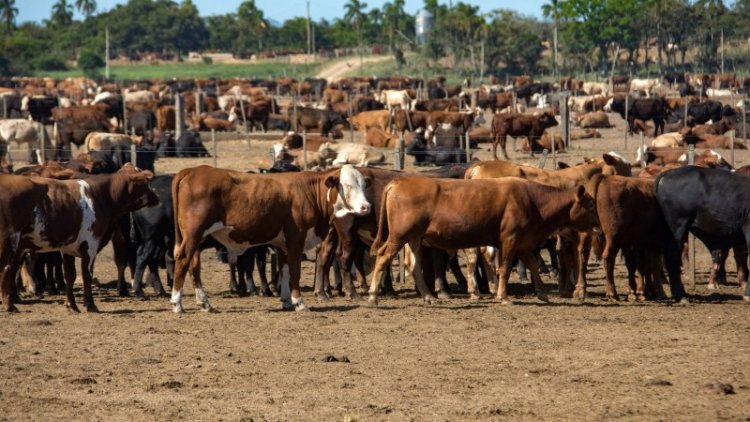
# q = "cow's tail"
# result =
<box><xmin>586</xmin><ymin>173</ymin><xmax>605</xmax><ymax>202</ymax></box>
<box><xmin>370</xmin><ymin>183</ymin><xmax>394</xmax><ymax>257</ymax></box>
<box><xmin>171</xmin><ymin>170</ymin><xmax>187</xmax><ymax>260</ymax></box>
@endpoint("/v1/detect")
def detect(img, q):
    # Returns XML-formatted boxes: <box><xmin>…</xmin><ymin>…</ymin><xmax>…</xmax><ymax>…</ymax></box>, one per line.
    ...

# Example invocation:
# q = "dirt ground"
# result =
<box><xmin>2</xmin><ymin>110</ymin><xmax>750</xmax><ymax>421</ymax></box>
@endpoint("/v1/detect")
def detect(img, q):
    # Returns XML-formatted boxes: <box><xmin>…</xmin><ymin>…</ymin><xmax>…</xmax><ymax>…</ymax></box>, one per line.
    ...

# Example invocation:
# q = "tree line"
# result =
<box><xmin>1</xmin><ymin>0</ymin><xmax>749</xmax><ymax>80</ymax></box>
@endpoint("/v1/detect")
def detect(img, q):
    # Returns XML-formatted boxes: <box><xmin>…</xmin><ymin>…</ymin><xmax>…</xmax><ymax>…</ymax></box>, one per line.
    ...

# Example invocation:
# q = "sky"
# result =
<box><xmin>17</xmin><ymin>0</ymin><xmax>546</xmax><ymax>25</ymax></box>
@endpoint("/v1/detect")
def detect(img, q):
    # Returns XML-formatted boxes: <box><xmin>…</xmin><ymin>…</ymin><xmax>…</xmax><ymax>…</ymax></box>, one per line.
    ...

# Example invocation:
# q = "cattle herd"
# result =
<box><xmin>1</xmin><ymin>71</ymin><xmax>750</xmax><ymax>314</ymax></box>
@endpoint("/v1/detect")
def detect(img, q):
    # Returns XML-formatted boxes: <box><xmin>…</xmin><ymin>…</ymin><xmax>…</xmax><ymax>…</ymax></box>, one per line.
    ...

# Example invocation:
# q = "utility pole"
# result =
<box><xmin>312</xmin><ymin>20</ymin><xmax>316</xmax><ymax>63</ymax></box>
<box><xmin>721</xmin><ymin>28</ymin><xmax>725</xmax><ymax>75</ymax></box>
<box><xmin>306</xmin><ymin>1</ymin><xmax>312</xmax><ymax>56</ymax></box>
<box><xmin>105</xmin><ymin>26</ymin><xmax>110</xmax><ymax>79</ymax></box>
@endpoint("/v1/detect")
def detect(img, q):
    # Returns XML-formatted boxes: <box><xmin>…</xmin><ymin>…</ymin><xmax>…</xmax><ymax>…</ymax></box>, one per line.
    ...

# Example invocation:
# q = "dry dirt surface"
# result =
<box><xmin>316</xmin><ymin>55</ymin><xmax>392</xmax><ymax>82</ymax></box>
<box><xmin>2</xmin><ymin>109</ymin><xmax>750</xmax><ymax>421</ymax></box>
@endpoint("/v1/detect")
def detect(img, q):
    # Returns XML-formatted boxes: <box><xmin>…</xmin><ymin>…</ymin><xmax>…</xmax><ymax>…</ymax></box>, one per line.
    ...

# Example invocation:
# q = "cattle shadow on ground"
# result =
<box><xmin>688</xmin><ymin>292</ymin><xmax>746</xmax><ymax>303</ymax></box>
<box><xmin>108</xmin><ymin>308</ymin><xmax>171</xmax><ymax>315</ymax></box>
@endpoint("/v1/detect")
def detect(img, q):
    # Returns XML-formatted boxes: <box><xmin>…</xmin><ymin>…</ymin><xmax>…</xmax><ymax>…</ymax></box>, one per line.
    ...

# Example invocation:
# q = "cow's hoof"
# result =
<box><xmin>674</xmin><ymin>297</ymin><xmax>690</xmax><ymax>306</ymax></box>
<box><xmin>743</xmin><ymin>295</ymin><xmax>750</xmax><ymax>303</ymax></box>
<box><xmin>536</xmin><ymin>294</ymin><xmax>550</xmax><ymax>303</ymax></box>
<box><xmin>200</xmin><ymin>303</ymin><xmax>216</xmax><ymax>313</ymax></box>
<box><xmin>117</xmin><ymin>289</ymin><xmax>129</xmax><ymax>297</ymax></box>
<box><xmin>66</xmin><ymin>303</ymin><xmax>80</xmax><ymax>313</ymax></box>
<box><xmin>500</xmin><ymin>299</ymin><xmax>513</xmax><ymax>306</ymax></box>
<box><xmin>347</xmin><ymin>292</ymin><xmax>363</xmax><ymax>302</ymax></box>
<box><xmin>134</xmin><ymin>291</ymin><xmax>147</xmax><ymax>301</ymax></box>
<box><xmin>437</xmin><ymin>291</ymin><xmax>452</xmax><ymax>300</ymax></box>
<box><xmin>84</xmin><ymin>304</ymin><xmax>99</xmax><ymax>313</ymax></box>
<box><xmin>364</xmin><ymin>295</ymin><xmax>378</xmax><ymax>307</ymax></box>
<box><xmin>573</xmin><ymin>289</ymin><xmax>586</xmax><ymax>301</ymax></box>
<box><xmin>172</xmin><ymin>303</ymin><xmax>185</xmax><ymax>314</ymax></box>
<box><xmin>707</xmin><ymin>283</ymin><xmax>718</xmax><ymax>291</ymax></box>
<box><xmin>469</xmin><ymin>293</ymin><xmax>483</xmax><ymax>301</ymax></box>
<box><xmin>5</xmin><ymin>304</ymin><xmax>19</xmax><ymax>313</ymax></box>
<box><xmin>314</xmin><ymin>290</ymin><xmax>331</xmax><ymax>301</ymax></box>
<box><xmin>281</xmin><ymin>299</ymin><xmax>294</xmax><ymax>311</ymax></box>
<box><xmin>295</xmin><ymin>302</ymin><xmax>309</xmax><ymax>312</ymax></box>
<box><xmin>637</xmin><ymin>295</ymin><xmax>647</xmax><ymax>303</ymax></box>
<box><xmin>606</xmin><ymin>294</ymin><xmax>619</xmax><ymax>302</ymax></box>
<box><xmin>627</xmin><ymin>293</ymin><xmax>637</xmax><ymax>302</ymax></box>
<box><xmin>423</xmin><ymin>295</ymin><xmax>437</xmax><ymax>305</ymax></box>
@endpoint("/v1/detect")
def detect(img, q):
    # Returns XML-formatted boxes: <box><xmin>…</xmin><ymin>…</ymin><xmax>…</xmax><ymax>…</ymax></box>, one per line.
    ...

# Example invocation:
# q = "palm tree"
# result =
<box><xmin>51</xmin><ymin>0</ymin><xmax>74</xmax><ymax>27</ymax></box>
<box><xmin>0</xmin><ymin>0</ymin><xmax>18</xmax><ymax>34</ymax></box>
<box><xmin>74</xmin><ymin>0</ymin><xmax>96</xmax><ymax>17</ymax></box>
<box><xmin>344</xmin><ymin>0</ymin><xmax>368</xmax><ymax>57</ymax></box>
<box><xmin>541</xmin><ymin>0</ymin><xmax>561</xmax><ymax>78</ymax></box>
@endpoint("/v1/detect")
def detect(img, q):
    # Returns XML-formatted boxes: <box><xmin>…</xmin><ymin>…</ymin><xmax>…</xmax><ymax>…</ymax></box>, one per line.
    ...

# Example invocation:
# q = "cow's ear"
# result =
<box><xmin>363</xmin><ymin>176</ymin><xmax>372</xmax><ymax>188</ymax></box>
<box><xmin>576</xmin><ymin>185</ymin><xmax>585</xmax><ymax>201</ymax></box>
<box><xmin>130</xmin><ymin>170</ymin><xmax>154</xmax><ymax>182</ymax></box>
<box><xmin>325</xmin><ymin>175</ymin><xmax>339</xmax><ymax>188</ymax></box>
<box><xmin>602</xmin><ymin>153</ymin><xmax>617</xmax><ymax>166</ymax></box>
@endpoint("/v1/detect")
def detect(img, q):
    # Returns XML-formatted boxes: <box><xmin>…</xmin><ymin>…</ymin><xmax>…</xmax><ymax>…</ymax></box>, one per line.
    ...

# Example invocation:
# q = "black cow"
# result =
<box><xmin>608</xmin><ymin>96</ymin><xmax>666</xmax><ymax>135</ymax></box>
<box><xmin>175</xmin><ymin>131</ymin><xmax>209</xmax><ymax>157</ymax></box>
<box><xmin>655</xmin><ymin>166</ymin><xmax>750</xmax><ymax>302</ymax></box>
<box><xmin>354</xmin><ymin>98</ymin><xmax>385</xmax><ymax>113</ymax></box>
<box><xmin>128</xmin><ymin>109</ymin><xmax>156</xmax><ymax>137</ymax></box>
<box><xmin>288</xmin><ymin>106</ymin><xmax>347</xmax><ymax>137</ymax></box>
<box><xmin>516</xmin><ymin>82</ymin><xmax>552</xmax><ymax>104</ymax></box>
<box><xmin>406</xmin><ymin>130</ymin><xmax>468</xmax><ymax>166</ymax></box>
<box><xmin>24</xmin><ymin>95</ymin><xmax>58</xmax><ymax>123</ymax></box>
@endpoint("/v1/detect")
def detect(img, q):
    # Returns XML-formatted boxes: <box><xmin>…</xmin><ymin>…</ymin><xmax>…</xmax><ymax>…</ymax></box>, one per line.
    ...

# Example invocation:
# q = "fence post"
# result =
<box><xmin>730</xmin><ymin>130</ymin><xmax>735</xmax><ymax>168</ymax></box>
<box><xmin>562</xmin><ymin>94</ymin><xmax>570</xmax><ymax>148</ymax></box>
<box><xmin>688</xmin><ymin>144</ymin><xmax>696</xmax><ymax>292</ymax></box>
<box><xmin>37</xmin><ymin>122</ymin><xmax>45</xmax><ymax>163</ymax></box>
<box><xmin>537</xmin><ymin>149</ymin><xmax>549</xmax><ymax>168</ymax></box>
<box><xmin>302</xmin><ymin>131</ymin><xmax>308</xmax><ymax>170</ymax></box>
<box><xmin>212</xmin><ymin>129</ymin><xmax>217</xmax><ymax>167</ymax></box>
<box><xmin>551</xmin><ymin>130</ymin><xmax>556</xmax><ymax>169</ymax></box>
<box><xmin>122</xmin><ymin>94</ymin><xmax>128</xmax><ymax>133</ymax></box>
<box><xmin>348</xmin><ymin>92</ymin><xmax>354</xmax><ymax>143</ymax></box>
<box><xmin>624</xmin><ymin>95</ymin><xmax>629</xmax><ymax>151</ymax></box>
<box><xmin>640</xmin><ymin>132</ymin><xmax>645</xmax><ymax>170</ymax></box>
<box><xmin>292</xmin><ymin>96</ymin><xmax>298</xmax><ymax>132</ymax></box>
<box><xmin>743</xmin><ymin>97</ymin><xmax>748</xmax><ymax>147</ymax></box>
<box><xmin>2</xmin><ymin>95</ymin><xmax>6</xmax><ymax>119</ymax></box>
<box><xmin>683</xmin><ymin>99</ymin><xmax>688</xmax><ymax>128</ymax></box>
<box><xmin>175</xmin><ymin>93</ymin><xmax>184</xmax><ymax>141</ymax></box>
<box><xmin>465</xmin><ymin>131</ymin><xmax>471</xmax><ymax>162</ymax></box>
<box><xmin>195</xmin><ymin>91</ymin><xmax>203</xmax><ymax>116</ymax></box>
<box><xmin>395</xmin><ymin>133</ymin><xmax>405</xmax><ymax>284</ymax></box>
<box><xmin>130</xmin><ymin>143</ymin><xmax>137</xmax><ymax>165</ymax></box>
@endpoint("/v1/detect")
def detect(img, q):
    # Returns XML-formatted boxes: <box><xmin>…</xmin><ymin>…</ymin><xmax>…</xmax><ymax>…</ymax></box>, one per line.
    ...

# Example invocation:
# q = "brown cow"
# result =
<box><xmin>570</xmin><ymin>128</ymin><xmax>603</xmax><ymax>140</ymax></box>
<box><xmin>365</xmin><ymin>127</ymin><xmax>398</xmax><ymax>148</ymax></box>
<box><xmin>691</xmin><ymin>118</ymin><xmax>734</xmax><ymax>136</ymax></box>
<box><xmin>425</xmin><ymin>109</ymin><xmax>484</xmax><ymax>140</ymax></box>
<box><xmin>156</xmin><ymin>105</ymin><xmax>176</xmax><ymax>132</ymax></box>
<box><xmin>170</xmin><ymin>165</ymin><xmax>371</xmax><ymax>312</ymax></box>
<box><xmin>366</xmin><ymin>177</ymin><xmax>598</xmax><ymax>305</ymax></box>
<box><xmin>349</xmin><ymin>110</ymin><xmax>390</xmax><ymax>133</ymax></box>
<box><xmin>0</xmin><ymin>164</ymin><xmax>158</xmax><ymax>312</ymax></box>
<box><xmin>583</xmin><ymin>174</ymin><xmax>668</xmax><ymax>301</ymax></box>
<box><xmin>394</xmin><ymin>110</ymin><xmax>428</xmax><ymax>133</ymax></box>
<box><xmin>191</xmin><ymin>114</ymin><xmax>236</xmax><ymax>132</ymax></box>
<box><xmin>490</xmin><ymin>112</ymin><xmax>558</xmax><ymax>159</ymax></box>
<box><xmin>522</xmin><ymin>131</ymin><xmax>565</xmax><ymax>153</ymax></box>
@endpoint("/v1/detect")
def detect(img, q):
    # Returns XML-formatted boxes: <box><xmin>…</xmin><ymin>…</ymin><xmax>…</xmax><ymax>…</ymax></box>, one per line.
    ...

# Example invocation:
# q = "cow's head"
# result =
<box><xmin>538</xmin><ymin>112</ymin><xmax>559</xmax><ymax>129</ymax></box>
<box><xmin>325</xmin><ymin>164</ymin><xmax>371</xmax><ymax>217</ymax></box>
<box><xmin>116</xmin><ymin>164</ymin><xmax>159</xmax><ymax>210</ymax></box>
<box><xmin>569</xmin><ymin>185</ymin><xmax>599</xmax><ymax>231</ymax></box>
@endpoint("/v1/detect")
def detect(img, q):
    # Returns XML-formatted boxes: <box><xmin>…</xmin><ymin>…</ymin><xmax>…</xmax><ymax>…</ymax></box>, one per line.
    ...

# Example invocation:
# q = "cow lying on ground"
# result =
<box><xmin>318</xmin><ymin>142</ymin><xmax>385</xmax><ymax>167</ymax></box>
<box><xmin>170</xmin><ymin>165</ymin><xmax>371</xmax><ymax>312</ymax></box>
<box><xmin>522</xmin><ymin>131</ymin><xmax>565</xmax><ymax>154</ymax></box>
<box><xmin>0</xmin><ymin>164</ymin><xmax>158</xmax><ymax>312</ymax></box>
<box><xmin>366</xmin><ymin>177</ymin><xmax>598</xmax><ymax>305</ymax></box>
<box><xmin>576</xmin><ymin>111</ymin><xmax>613</xmax><ymax>129</ymax></box>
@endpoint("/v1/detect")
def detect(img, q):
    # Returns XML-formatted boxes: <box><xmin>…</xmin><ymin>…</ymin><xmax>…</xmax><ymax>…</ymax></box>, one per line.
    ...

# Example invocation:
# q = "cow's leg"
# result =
<box><xmin>464</xmin><ymin>248</ymin><xmax>483</xmax><ymax>300</ymax></box>
<box><xmin>734</xmin><ymin>244</ymin><xmax>749</xmax><ymax>290</ymax></box>
<box><xmin>62</xmin><ymin>254</ymin><xmax>79</xmax><ymax>313</ymax></box>
<box><xmin>481</xmin><ymin>247</ymin><xmax>497</xmax><ymax>294</ymax></box>
<box><xmin>0</xmin><ymin>241</ymin><xmax>18</xmax><ymax>312</ymax></box>
<box><xmin>496</xmin><ymin>243</ymin><xmax>515</xmax><ymax>305</ymax></box>
<box><xmin>406</xmin><ymin>240</ymin><xmax>435</xmax><ymax>303</ymax></box>
<box><xmin>244</xmin><ymin>250</ymin><xmax>259</xmax><ymax>296</ymax></box>
<box><xmin>146</xmin><ymin>257</ymin><xmax>168</xmax><ymax>297</ymax></box>
<box><xmin>338</xmin><ymin>238</ymin><xmax>363</xmax><ymax>299</ymax></box>
<box><xmin>430</xmin><ymin>248</ymin><xmax>451</xmax><ymax>299</ymax></box>
<box><xmin>284</xmin><ymin>234</ymin><xmax>308</xmax><ymax>311</ymax></box>
<box><xmin>188</xmin><ymin>252</ymin><xmax>213</xmax><ymax>312</ymax></box>
<box><xmin>601</xmin><ymin>238</ymin><xmax>620</xmax><ymax>301</ymax></box>
<box><xmin>255</xmin><ymin>247</ymin><xmax>272</xmax><ymax>296</ymax></box>
<box><xmin>80</xmin><ymin>254</ymin><xmax>99</xmax><ymax>313</ymax></box>
<box><xmin>518</xmin><ymin>251</ymin><xmax>549</xmax><ymax>302</ymax></box>
<box><xmin>448</xmin><ymin>253</ymin><xmax>468</xmax><ymax>293</ymax></box>
<box><xmin>171</xmin><ymin>238</ymin><xmax>198</xmax><ymax>313</ymax></box>
<box><xmin>367</xmin><ymin>239</ymin><xmax>403</xmax><ymax>306</ymax></box>
<box><xmin>314</xmin><ymin>229</ymin><xmax>338</xmax><ymax>300</ymax></box>
<box><xmin>662</xmin><ymin>223</ymin><xmax>689</xmax><ymax>303</ymax></box>
<box><xmin>622</xmin><ymin>248</ymin><xmax>639</xmax><ymax>301</ymax></box>
<box><xmin>708</xmin><ymin>248</ymin><xmax>728</xmax><ymax>290</ymax></box>
<box><xmin>575</xmin><ymin>232</ymin><xmax>592</xmax><ymax>299</ymax></box>
<box><xmin>133</xmin><ymin>242</ymin><xmax>156</xmax><ymax>299</ymax></box>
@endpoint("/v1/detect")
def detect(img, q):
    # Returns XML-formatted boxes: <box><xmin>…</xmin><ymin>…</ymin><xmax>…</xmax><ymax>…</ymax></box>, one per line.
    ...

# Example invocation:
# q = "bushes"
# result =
<box><xmin>78</xmin><ymin>49</ymin><xmax>104</xmax><ymax>78</ymax></box>
<box><xmin>31</xmin><ymin>53</ymin><xmax>68</xmax><ymax>71</ymax></box>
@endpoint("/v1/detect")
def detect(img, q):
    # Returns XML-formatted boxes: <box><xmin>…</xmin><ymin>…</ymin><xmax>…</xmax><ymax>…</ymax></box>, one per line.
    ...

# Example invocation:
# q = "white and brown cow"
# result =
<box><xmin>0</xmin><ymin>118</ymin><xmax>50</xmax><ymax>164</ymax></box>
<box><xmin>170</xmin><ymin>164</ymin><xmax>371</xmax><ymax>312</ymax></box>
<box><xmin>0</xmin><ymin>164</ymin><xmax>158</xmax><ymax>312</ymax></box>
